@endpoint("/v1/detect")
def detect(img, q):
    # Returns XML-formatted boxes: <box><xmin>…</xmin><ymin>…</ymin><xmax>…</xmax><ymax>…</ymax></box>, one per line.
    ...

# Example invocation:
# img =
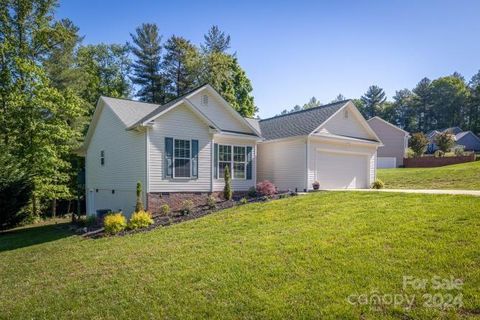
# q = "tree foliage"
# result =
<box><xmin>434</xmin><ymin>131</ymin><xmax>456</xmax><ymax>153</ymax></box>
<box><xmin>409</xmin><ymin>133</ymin><xmax>429</xmax><ymax>157</ymax></box>
<box><xmin>360</xmin><ymin>85</ymin><xmax>387</xmax><ymax>118</ymax></box>
<box><xmin>201</xmin><ymin>25</ymin><xmax>231</xmax><ymax>54</ymax></box>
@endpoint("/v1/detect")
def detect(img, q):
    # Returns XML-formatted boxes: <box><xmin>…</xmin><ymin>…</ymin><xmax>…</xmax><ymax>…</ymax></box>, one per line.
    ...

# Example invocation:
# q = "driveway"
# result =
<box><xmin>325</xmin><ymin>189</ymin><xmax>480</xmax><ymax>196</ymax></box>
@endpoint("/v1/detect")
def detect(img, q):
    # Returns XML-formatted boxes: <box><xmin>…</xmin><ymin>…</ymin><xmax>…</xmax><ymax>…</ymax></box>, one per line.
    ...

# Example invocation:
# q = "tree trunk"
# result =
<box><xmin>52</xmin><ymin>198</ymin><xmax>56</xmax><ymax>218</ymax></box>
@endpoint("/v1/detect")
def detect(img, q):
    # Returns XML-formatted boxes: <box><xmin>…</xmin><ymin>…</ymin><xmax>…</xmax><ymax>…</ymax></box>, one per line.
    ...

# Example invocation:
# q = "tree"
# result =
<box><xmin>331</xmin><ymin>94</ymin><xmax>346</xmax><ymax>103</ymax></box>
<box><xmin>202</xmin><ymin>25</ymin><xmax>231</xmax><ymax>54</ymax></box>
<box><xmin>76</xmin><ymin>44</ymin><xmax>132</xmax><ymax>113</ymax></box>
<box><xmin>389</xmin><ymin>89</ymin><xmax>415</xmax><ymax>131</ymax></box>
<box><xmin>409</xmin><ymin>133</ymin><xmax>429</xmax><ymax>157</ymax></box>
<box><xmin>360</xmin><ymin>85</ymin><xmax>387</xmax><ymax>118</ymax></box>
<box><xmin>434</xmin><ymin>131</ymin><xmax>455</xmax><ymax>154</ymax></box>
<box><xmin>412</xmin><ymin>77</ymin><xmax>432</xmax><ymax>132</ymax></box>
<box><xmin>277</xmin><ymin>96</ymin><xmax>321</xmax><ymax>115</ymax></box>
<box><xmin>429</xmin><ymin>75</ymin><xmax>469</xmax><ymax>130</ymax></box>
<box><xmin>223</xmin><ymin>166</ymin><xmax>232</xmax><ymax>200</ymax></box>
<box><xmin>468</xmin><ymin>70</ymin><xmax>480</xmax><ymax>133</ymax></box>
<box><xmin>129</xmin><ymin>23</ymin><xmax>166</xmax><ymax>103</ymax></box>
<box><xmin>135</xmin><ymin>181</ymin><xmax>144</xmax><ymax>212</ymax></box>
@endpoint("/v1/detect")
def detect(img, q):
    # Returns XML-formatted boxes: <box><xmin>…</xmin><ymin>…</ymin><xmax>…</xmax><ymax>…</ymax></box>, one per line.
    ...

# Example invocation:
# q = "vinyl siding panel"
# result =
<box><xmin>85</xmin><ymin>104</ymin><xmax>146</xmax><ymax>216</ymax></box>
<box><xmin>189</xmin><ymin>91</ymin><xmax>254</xmax><ymax>133</ymax></box>
<box><xmin>212</xmin><ymin>135</ymin><xmax>257</xmax><ymax>192</ymax></box>
<box><xmin>320</xmin><ymin>104</ymin><xmax>373</xmax><ymax>140</ymax></box>
<box><xmin>148</xmin><ymin>104</ymin><xmax>212</xmax><ymax>192</ymax></box>
<box><xmin>367</xmin><ymin>117</ymin><xmax>407</xmax><ymax>166</ymax></box>
<box><xmin>257</xmin><ymin>138</ymin><xmax>306</xmax><ymax>192</ymax></box>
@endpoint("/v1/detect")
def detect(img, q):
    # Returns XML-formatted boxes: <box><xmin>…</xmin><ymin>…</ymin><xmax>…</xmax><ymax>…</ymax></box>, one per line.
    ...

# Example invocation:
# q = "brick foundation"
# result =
<box><xmin>147</xmin><ymin>191</ymin><xmax>249</xmax><ymax>214</ymax></box>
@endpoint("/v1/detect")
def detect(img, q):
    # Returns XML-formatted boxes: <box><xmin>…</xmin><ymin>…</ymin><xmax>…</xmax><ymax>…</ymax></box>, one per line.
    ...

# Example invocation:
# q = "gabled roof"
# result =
<box><xmin>456</xmin><ymin>131</ymin><xmax>480</xmax><ymax>142</ymax></box>
<box><xmin>258</xmin><ymin>100</ymin><xmax>350</xmax><ymax>140</ymax></box>
<box><xmin>367</xmin><ymin>116</ymin><xmax>410</xmax><ymax>135</ymax></box>
<box><xmin>100</xmin><ymin>96</ymin><xmax>159</xmax><ymax>127</ymax></box>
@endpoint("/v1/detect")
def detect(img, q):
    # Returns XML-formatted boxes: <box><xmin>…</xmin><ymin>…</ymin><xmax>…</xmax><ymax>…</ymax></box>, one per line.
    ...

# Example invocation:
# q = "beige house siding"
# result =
<box><xmin>257</xmin><ymin>138</ymin><xmax>307</xmax><ymax>192</ymax></box>
<box><xmin>85</xmin><ymin>104</ymin><xmax>146</xmax><ymax>216</ymax></box>
<box><xmin>367</xmin><ymin>117</ymin><xmax>408</xmax><ymax>166</ymax></box>
<box><xmin>319</xmin><ymin>104</ymin><xmax>373</xmax><ymax>139</ymax></box>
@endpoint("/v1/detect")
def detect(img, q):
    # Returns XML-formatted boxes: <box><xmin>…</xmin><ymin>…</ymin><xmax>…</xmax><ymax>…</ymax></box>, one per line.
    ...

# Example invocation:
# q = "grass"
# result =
<box><xmin>1</xmin><ymin>192</ymin><xmax>479</xmax><ymax>319</ymax></box>
<box><xmin>378</xmin><ymin>161</ymin><xmax>480</xmax><ymax>190</ymax></box>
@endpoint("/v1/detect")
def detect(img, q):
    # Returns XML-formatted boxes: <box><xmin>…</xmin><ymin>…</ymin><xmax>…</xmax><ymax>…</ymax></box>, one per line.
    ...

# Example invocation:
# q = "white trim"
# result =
<box><xmin>172</xmin><ymin>138</ymin><xmax>192</xmax><ymax>179</ymax></box>
<box><xmin>310</xmin><ymin>133</ymin><xmax>382</xmax><ymax>146</ymax></box>
<box><xmin>145</xmin><ymin>128</ymin><xmax>150</xmax><ymax>193</ymax></box>
<box><xmin>216</xmin><ymin>143</ymin><xmax>251</xmax><ymax>181</ymax></box>
<box><xmin>367</xmin><ymin>116</ymin><xmax>410</xmax><ymax>135</ymax></box>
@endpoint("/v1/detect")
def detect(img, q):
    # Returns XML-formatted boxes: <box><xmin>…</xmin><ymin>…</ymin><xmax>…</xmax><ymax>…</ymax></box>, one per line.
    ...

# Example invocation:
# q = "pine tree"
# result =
<box><xmin>135</xmin><ymin>181</ymin><xmax>144</xmax><ymax>212</ymax></box>
<box><xmin>202</xmin><ymin>25</ymin><xmax>231</xmax><ymax>54</ymax></box>
<box><xmin>360</xmin><ymin>85</ymin><xmax>387</xmax><ymax>118</ymax></box>
<box><xmin>162</xmin><ymin>36</ymin><xmax>201</xmax><ymax>97</ymax></box>
<box><xmin>223</xmin><ymin>166</ymin><xmax>232</xmax><ymax>200</ymax></box>
<box><xmin>412</xmin><ymin>78</ymin><xmax>432</xmax><ymax>132</ymax></box>
<box><xmin>129</xmin><ymin>23</ymin><xmax>166</xmax><ymax>103</ymax></box>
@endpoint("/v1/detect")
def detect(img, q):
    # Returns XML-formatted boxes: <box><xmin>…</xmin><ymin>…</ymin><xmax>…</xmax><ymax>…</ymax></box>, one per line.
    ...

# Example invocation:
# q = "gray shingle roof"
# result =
<box><xmin>101</xmin><ymin>97</ymin><xmax>160</xmax><ymax>127</ymax></box>
<box><xmin>258</xmin><ymin>100</ymin><xmax>350</xmax><ymax>140</ymax></box>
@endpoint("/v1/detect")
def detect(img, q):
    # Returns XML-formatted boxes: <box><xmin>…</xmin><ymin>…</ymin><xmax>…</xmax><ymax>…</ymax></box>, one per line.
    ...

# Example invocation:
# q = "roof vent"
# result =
<box><xmin>201</xmin><ymin>94</ymin><xmax>208</xmax><ymax>106</ymax></box>
<box><xmin>344</xmin><ymin>109</ymin><xmax>349</xmax><ymax>119</ymax></box>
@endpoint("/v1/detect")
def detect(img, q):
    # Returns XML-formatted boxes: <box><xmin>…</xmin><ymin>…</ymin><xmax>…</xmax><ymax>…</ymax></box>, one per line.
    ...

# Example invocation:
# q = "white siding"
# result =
<box><xmin>212</xmin><ymin>135</ymin><xmax>257</xmax><ymax>192</ymax></box>
<box><xmin>319</xmin><ymin>104</ymin><xmax>375</xmax><ymax>140</ymax></box>
<box><xmin>148</xmin><ymin>103</ymin><xmax>213</xmax><ymax>192</ymax></box>
<box><xmin>85</xmin><ymin>104</ymin><xmax>146</xmax><ymax>216</ymax></box>
<box><xmin>257</xmin><ymin>138</ymin><xmax>307</xmax><ymax>192</ymax></box>
<box><xmin>188</xmin><ymin>91</ymin><xmax>254</xmax><ymax>134</ymax></box>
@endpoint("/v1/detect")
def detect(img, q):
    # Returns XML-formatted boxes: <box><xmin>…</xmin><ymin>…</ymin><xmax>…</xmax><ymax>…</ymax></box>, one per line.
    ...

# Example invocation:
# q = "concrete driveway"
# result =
<box><xmin>325</xmin><ymin>189</ymin><xmax>480</xmax><ymax>196</ymax></box>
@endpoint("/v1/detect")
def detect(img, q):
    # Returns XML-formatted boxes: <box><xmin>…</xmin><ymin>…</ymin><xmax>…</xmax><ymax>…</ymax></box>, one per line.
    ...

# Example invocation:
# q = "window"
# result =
<box><xmin>233</xmin><ymin>146</ymin><xmax>246</xmax><ymax>179</ymax></box>
<box><xmin>218</xmin><ymin>145</ymin><xmax>231</xmax><ymax>178</ymax></box>
<box><xmin>217</xmin><ymin>145</ymin><xmax>247</xmax><ymax>179</ymax></box>
<box><xmin>174</xmin><ymin>139</ymin><xmax>191</xmax><ymax>178</ymax></box>
<box><xmin>100</xmin><ymin>150</ymin><xmax>105</xmax><ymax>166</ymax></box>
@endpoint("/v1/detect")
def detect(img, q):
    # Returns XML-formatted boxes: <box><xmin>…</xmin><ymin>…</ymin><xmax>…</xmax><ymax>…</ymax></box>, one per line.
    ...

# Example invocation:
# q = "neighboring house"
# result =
<box><xmin>367</xmin><ymin>116</ymin><xmax>409</xmax><ymax>168</ymax></box>
<box><xmin>79</xmin><ymin>85</ymin><xmax>382</xmax><ymax>216</ymax></box>
<box><xmin>255</xmin><ymin>100</ymin><xmax>382</xmax><ymax>191</ymax></box>
<box><xmin>427</xmin><ymin>127</ymin><xmax>480</xmax><ymax>152</ymax></box>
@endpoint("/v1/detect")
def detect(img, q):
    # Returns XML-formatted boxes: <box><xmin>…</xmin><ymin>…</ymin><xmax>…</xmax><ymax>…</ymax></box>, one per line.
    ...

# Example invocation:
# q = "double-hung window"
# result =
<box><xmin>174</xmin><ymin>139</ymin><xmax>191</xmax><ymax>178</ymax></box>
<box><xmin>233</xmin><ymin>146</ymin><xmax>246</xmax><ymax>179</ymax></box>
<box><xmin>217</xmin><ymin>145</ymin><xmax>247</xmax><ymax>179</ymax></box>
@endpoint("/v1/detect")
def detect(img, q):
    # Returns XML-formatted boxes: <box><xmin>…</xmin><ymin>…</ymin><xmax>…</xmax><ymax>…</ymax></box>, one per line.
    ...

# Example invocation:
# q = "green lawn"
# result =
<box><xmin>1</xmin><ymin>192</ymin><xmax>479</xmax><ymax>319</ymax></box>
<box><xmin>378</xmin><ymin>161</ymin><xmax>480</xmax><ymax>190</ymax></box>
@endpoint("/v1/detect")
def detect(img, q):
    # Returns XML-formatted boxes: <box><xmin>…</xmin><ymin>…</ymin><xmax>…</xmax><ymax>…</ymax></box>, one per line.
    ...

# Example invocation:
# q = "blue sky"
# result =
<box><xmin>57</xmin><ymin>0</ymin><xmax>480</xmax><ymax>118</ymax></box>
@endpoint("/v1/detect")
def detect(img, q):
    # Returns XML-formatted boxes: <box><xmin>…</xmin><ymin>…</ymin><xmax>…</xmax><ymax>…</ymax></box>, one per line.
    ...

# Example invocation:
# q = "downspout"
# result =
<box><xmin>145</xmin><ymin>127</ymin><xmax>150</xmax><ymax>209</ymax></box>
<box><xmin>305</xmin><ymin>136</ymin><xmax>310</xmax><ymax>192</ymax></box>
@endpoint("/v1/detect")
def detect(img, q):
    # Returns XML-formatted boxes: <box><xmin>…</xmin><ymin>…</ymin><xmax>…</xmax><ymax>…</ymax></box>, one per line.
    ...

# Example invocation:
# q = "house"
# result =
<box><xmin>427</xmin><ymin>127</ymin><xmax>480</xmax><ymax>152</ymax></box>
<box><xmin>79</xmin><ymin>85</ymin><xmax>382</xmax><ymax>216</ymax></box>
<box><xmin>367</xmin><ymin>116</ymin><xmax>409</xmax><ymax>168</ymax></box>
<box><xmin>254</xmin><ymin>100</ymin><xmax>382</xmax><ymax>191</ymax></box>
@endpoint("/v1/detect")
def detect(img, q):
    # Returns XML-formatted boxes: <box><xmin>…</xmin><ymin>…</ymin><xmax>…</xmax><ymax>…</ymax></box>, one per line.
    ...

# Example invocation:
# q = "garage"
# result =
<box><xmin>315</xmin><ymin>150</ymin><xmax>368</xmax><ymax>189</ymax></box>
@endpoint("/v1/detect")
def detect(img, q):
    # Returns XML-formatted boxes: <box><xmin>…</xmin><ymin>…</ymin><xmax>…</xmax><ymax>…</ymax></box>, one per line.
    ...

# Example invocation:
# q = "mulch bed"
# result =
<box><xmin>83</xmin><ymin>192</ymin><xmax>296</xmax><ymax>239</ymax></box>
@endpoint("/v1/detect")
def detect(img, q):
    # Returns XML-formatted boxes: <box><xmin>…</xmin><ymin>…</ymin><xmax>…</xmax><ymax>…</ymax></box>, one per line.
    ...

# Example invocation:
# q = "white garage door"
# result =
<box><xmin>316</xmin><ymin>151</ymin><xmax>368</xmax><ymax>189</ymax></box>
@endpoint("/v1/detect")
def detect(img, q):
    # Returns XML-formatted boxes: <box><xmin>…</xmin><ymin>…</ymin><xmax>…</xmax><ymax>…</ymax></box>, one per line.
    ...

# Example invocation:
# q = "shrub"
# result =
<box><xmin>454</xmin><ymin>145</ymin><xmax>465</xmax><ymax>156</ymax></box>
<box><xmin>247</xmin><ymin>186</ymin><xmax>257</xmax><ymax>198</ymax></box>
<box><xmin>159</xmin><ymin>204</ymin><xmax>170</xmax><ymax>216</ymax></box>
<box><xmin>435</xmin><ymin>131</ymin><xmax>455</xmax><ymax>153</ymax></box>
<box><xmin>104</xmin><ymin>213</ymin><xmax>127</xmax><ymax>234</ymax></box>
<box><xmin>371</xmin><ymin>179</ymin><xmax>385</xmax><ymax>189</ymax></box>
<box><xmin>409</xmin><ymin>133</ymin><xmax>428</xmax><ymax>157</ymax></box>
<box><xmin>129</xmin><ymin>210</ymin><xmax>153</xmax><ymax>230</ymax></box>
<box><xmin>181</xmin><ymin>200</ymin><xmax>194</xmax><ymax>215</ymax></box>
<box><xmin>256</xmin><ymin>180</ymin><xmax>277</xmax><ymax>196</ymax></box>
<box><xmin>312</xmin><ymin>181</ymin><xmax>320</xmax><ymax>190</ymax></box>
<box><xmin>206</xmin><ymin>195</ymin><xmax>217</xmax><ymax>209</ymax></box>
<box><xmin>77</xmin><ymin>215</ymin><xmax>97</xmax><ymax>227</ymax></box>
<box><xmin>405</xmin><ymin>148</ymin><xmax>415</xmax><ymax>159</ymax></box>
<box><xmin>434</xmin><ymin>150</ymin><xmax>445</xmax><ymax>158</ymax></box>
<box><xmin>223</xmin><ymin>166</ymin><xmax>232</xmax><ymax>200</ymax></box>
<box><xmin>239</xmin><ymin>197</ymin><xmax>248</xmax><ymax>205</ymax></box>
<box><xmin>135</xmin><ymin>181</ymin><xmax>144</xmax><ymax>212</ymax></box>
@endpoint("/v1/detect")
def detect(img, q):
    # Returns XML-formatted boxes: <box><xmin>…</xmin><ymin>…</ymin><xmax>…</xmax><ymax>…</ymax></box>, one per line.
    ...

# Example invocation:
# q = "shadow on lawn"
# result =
<box><xmin>0</xmin><ymin>222</ymin><xmax>75</xmax><ymax>253</ymax></box>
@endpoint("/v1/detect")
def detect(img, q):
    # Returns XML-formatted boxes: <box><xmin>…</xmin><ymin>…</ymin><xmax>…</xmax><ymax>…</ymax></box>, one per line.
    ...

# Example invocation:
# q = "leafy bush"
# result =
<box><xmin>409</xmin><ymin>133</ymin><xmax>428</xmax><ymax>157</ymax></box>
<box><xmin>206</xmin><ymin>195</ymin><xmax>217</xmax><ymax>209</ymax></box>
<box><xmin>247</xmin><ymin>186</ymin><xmax>257</xmax><ymax>198</ymax></box>
<box><xmin>371</xmin><ymin>179</ymin><xmax>385</xmax><ymax>189</ymax></box>
<box><xmin>135</xmin><ymin>181</ymin><xmax>144</xmax><ymax>212</ymax></box>
<box><xmin>406</xmin><ymin>148</ymin><xmax>415</xmax><ymax>159</ymax></box>
<box><xmin>239</xmin><ymin>197</ymin><xmax>248</xmax><ymax>205</ymax></box>
<box><xmin>77</xmin><ymin>215</ymin><xmax>97</xmax><ymax>227</ymax></box>
<box><xmin>256</xmin><ymin>180</ymin><xmax>277</xmax><ymax>196</ymax></box>
<box><xmin>0</xmin><ymin>153</ymin><xmax>33</xmax><ymax>230</ymax></box>
<box><xmin>129</xmin><ymin>210</ymin><xmax>153</xmax><ymax>230</ymax></box>
<box><xmin>159</xmin><ymin>204</ymin><xmax>170</xmax><ymax>216</ymax></box>
<box><xmin>223</xmin><ymin>166</ymin><xmax>232</xmax><ymax>200</ymax></box>
<box><xmin>104</xmin><ymin>213</ymin><xmax>127</xmax><ymax>234</ymax></box>
<box><xmin>434</xmin><ymin>131</ymin><xmax>455</xmax><ymax>153</ymax></box>
<box><xmin>279</xmin><ymin>193</ymin><xmax>288</xmax><ymax>199</ymax></box>
<box><xmin>434</xmin><ymin>150</ymin><xmax>445</xmax><ymax>158</ymax></box>
<box><xmin>181</xmin><ymin>200</ymin><xmax>194</xmax><ymax>215</ymax></box>
<box><xmin>454</xmin><ymin>145</ymin><xmax>465</xmax><ymax>156</ymax></box>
